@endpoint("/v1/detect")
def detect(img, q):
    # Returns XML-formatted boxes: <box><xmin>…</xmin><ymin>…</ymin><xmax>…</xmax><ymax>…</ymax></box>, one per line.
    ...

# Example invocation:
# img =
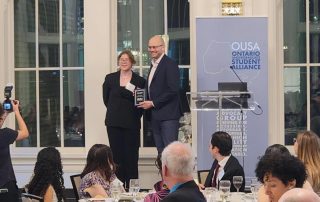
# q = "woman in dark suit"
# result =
<box><xmin>103</xmin><ymin>50</ymin><xmax>146</xmax><ymax>188</ymax></box>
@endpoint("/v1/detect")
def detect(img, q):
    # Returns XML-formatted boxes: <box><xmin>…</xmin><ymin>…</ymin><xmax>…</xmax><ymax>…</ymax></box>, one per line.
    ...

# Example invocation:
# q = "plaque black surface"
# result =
<box><xmin>134</xmin><ymin>89</ymin><xmax>146</xmax><ymax>106</ymax></box>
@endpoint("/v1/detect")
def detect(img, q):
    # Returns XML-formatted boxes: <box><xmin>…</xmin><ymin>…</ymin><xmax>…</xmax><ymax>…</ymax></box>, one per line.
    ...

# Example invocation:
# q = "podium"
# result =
<box><xmin>187</xmin><ymin>91</ymin><xmax>256</xmax><ymax>170</ymax></box>
<box><xmin>187</xmin><ymin>91</ymin><xmax>255</xmax><ymax>129</ymax></box>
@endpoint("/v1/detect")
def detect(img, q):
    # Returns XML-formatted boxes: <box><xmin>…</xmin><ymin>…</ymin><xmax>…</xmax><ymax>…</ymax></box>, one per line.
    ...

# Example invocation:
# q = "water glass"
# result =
<box><xmin>129</xmin><ymin>179</ymin><xmax>140</xmax><ymax>200</ymax></box>
<box><xmin>219</xmin><ymin>180</ymin><xmax>231</xmax><ymax>202</ymax></box>
<box><xmin>204</xmin><ymin>187</ymin><xmax>217</xmax><ymax>202</ymax></box>
<box><xmin>250</xmin><ymin>178</ymin><xmax>261</xmax><ymax>201</ymax></box>
<box><xmin>233</xmin><ymin>176</ymin><xmax>243</xmax><ymax>192</ymax></box>
<box><xmin>110</xmin><ymin>183</ymin><xmax>122</xmax><ymax>202</ymax></box>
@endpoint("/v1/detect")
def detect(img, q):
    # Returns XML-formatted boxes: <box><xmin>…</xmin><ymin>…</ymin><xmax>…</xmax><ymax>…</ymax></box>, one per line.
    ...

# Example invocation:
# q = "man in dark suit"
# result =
<box><xmin>138</xmin><ymin>35</ymin><xmax>182</xmax><ymax>154</ymax></box>
<box><xmin>201</xmin><ymin>131</ymin><xmax>245</xmax><ymax>192</ymax></box>
<box><xmin>161</xmin><ymin>141</ymin><xmax>206</xmax><ymax>202</ymax></box>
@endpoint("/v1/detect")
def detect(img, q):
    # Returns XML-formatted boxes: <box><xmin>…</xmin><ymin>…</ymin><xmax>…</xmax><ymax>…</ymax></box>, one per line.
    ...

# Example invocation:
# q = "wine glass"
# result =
<box><xmin>129</xmin><ymin>179</ymin><xmax>140</xmax><ymax>200</ymax></box>
<box><xmin>250</xmin><ymin>178</ymin><xmax>261</xmax><ymax>202</ymax></box>
<box><xmin>233</xmin><ymin>176</ymin><xmax>243</xmax><ymax>193</ymax></box>
<box><xmin>219</xmin><ymin>180</ymin><xmax>231</xmax><ymax>202</ymax></box>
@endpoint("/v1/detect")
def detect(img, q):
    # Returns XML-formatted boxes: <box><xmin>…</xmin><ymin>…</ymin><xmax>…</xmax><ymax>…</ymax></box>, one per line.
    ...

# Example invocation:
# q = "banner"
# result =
<box><xmin>196</xmin><ymin>17</ymin><xmax>268</xmax><ymax>180</ymax></box>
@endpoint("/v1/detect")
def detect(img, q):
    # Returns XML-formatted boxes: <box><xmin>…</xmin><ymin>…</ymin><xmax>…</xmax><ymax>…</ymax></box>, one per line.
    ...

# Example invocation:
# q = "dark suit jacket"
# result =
<box><xmin>161</xmin><ymin>180</ymin><xmax>206</xmax><ymax>202</ymax></box>
<box><xmin>146</xmin><ymin>54</ymin><xmax>182</xmax><ymax>121</ymax></box>
<box><xmin>204</xmin><ymin>155</ymin><xmax>245</xmax><ymax>192</ymax></box>
<box><xmin>103</xmin><ymin>71</ymin><xmax>146</xmax><ymax>129</ymax></box>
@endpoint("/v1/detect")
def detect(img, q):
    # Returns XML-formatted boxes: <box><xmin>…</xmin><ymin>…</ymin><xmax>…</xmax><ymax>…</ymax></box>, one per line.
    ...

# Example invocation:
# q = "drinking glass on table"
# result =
<box><xmin>204</xmin><ymin>187</ymin><xmax>217</xmax><ymax>202</ymax></box>
<box><xmin>110</xmin><ymin>182</ymin><xmax>122</xmax><ymax>202</ymax></box>
<box><xmin>129</xmin><ymin>179</ymin><xmax>140</xmax><ymax>200</ymax></box>
<box><xmin>219</xmin><ymin>180</ymin><xmax>231</xmax><ymax>202</ymax></box>
<box><xmin>233</xmin><ymin>176</ymin><xmax>243</xmax><ymax>193</ymax></box>
<box><xmin>250</xmin><ymin>178</ymin><xmax>261</xmax><ymax>202</ymax></box>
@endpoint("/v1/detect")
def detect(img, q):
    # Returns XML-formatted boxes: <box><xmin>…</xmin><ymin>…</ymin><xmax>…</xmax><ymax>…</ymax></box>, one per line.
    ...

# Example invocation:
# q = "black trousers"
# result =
<box><xmin>0</xmin><ymin>181</ymin><xmax>21</xmax><ymax>202</ymax></box>
<box><xmin>107</xmin><ymin>126</ymin><xmax>140</xmax><ymax>188</ymax></box>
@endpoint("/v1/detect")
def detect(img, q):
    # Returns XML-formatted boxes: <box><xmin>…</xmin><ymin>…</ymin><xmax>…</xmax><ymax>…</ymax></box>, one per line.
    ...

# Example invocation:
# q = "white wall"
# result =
<box><xmin>0</xmin><ymin>0</ymin><xmax>282</xmax><ymax>189</ymax></box>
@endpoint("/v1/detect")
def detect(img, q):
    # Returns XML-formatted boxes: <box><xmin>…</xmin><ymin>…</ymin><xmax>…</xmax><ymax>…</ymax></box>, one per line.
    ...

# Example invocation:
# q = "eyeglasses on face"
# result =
<box><xmin>119</xmin><ymin>58</ymin><xmax>130</xmax><ymax>63</ymax></box>
<box><xmin>148</xmin><ymin>45</ymin><xmax>163</xmax><ymax>50</ymax></box>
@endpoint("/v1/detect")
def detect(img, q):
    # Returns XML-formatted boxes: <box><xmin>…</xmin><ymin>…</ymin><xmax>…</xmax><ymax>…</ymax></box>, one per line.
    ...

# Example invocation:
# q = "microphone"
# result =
<box><xmin>229</xmin><ymin>66</ymin><xmax>249</xmax><ymax>98</ymax></box>
<box><xmin>230</xmin><ymin>66</ymin><xmax>245</xmax><ymax>84</ymax></box>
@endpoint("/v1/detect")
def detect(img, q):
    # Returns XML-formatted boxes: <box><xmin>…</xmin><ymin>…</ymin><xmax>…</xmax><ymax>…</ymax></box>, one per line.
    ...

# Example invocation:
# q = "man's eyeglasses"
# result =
<box><xmin>148</xmin><ymin>45</ymin><xmax>163</xmax><ymax>49</ymax></box>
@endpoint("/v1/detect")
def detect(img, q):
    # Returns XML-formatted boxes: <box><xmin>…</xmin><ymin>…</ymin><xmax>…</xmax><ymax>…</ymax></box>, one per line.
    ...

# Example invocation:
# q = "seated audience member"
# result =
<box><xmin>79</xmin><ymin>144</ymin><xmax>124</xmax><ymax>199</ymax></box>
<box><xmin>294</xmin><ymin>130</ymin><xmax>320</xmax><ymax>193</ymax></box>
<box><xmin>161</xmin><ymin>141</ymin><xmax>206</xmax><ymax>202</ymax></box>
<box><xmin>255</xmin><ymin>153</ymin><xmax>307</xmax><ymax>202</ymax></box>
<box><xmin>279</xmin><ymin>188</ymin><xmax>320</xmax><ymax>202</ymax></box>
<box><xmin>26</xmin><ymin>147</ymin><xmax>65</xmax><ymax>202</ymax></box>
<box><xmin>258</xmin><ymin>144</ymin><xmax>313</xmax><ymax>202</ymax></box>
<box><xmin>263</xmin><ymin>144</ymin><xmax>290</xmax><ymax>156</ymax></box>
<box><xmin>257</xmin><ymin>144</ymin><xmax>291</xmax><ymax>202</ymax></box>
<box><xmin>200</xmin><ymin>131</ymin><xmax>245</xmax><ymax>192</ymax></box>
<box><xmin>144</xmin><ymin>154</ymin><xmax>169</xmax><ymax>202</ymax></box>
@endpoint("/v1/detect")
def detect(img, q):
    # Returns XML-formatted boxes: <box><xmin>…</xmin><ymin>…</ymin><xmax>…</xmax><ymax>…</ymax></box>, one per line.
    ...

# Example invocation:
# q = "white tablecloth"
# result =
<box><xmin>205</xmin><ymin>192</ymin><xmax>256</xmax><ymax>202</ymax></box>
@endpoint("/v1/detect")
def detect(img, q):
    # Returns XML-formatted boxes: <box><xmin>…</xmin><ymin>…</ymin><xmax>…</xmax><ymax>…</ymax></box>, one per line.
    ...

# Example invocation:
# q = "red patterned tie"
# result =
<box><xmin>211</xmin><ymin>164</ymin><xmax>220</xmax><ymax>187</ymax></box>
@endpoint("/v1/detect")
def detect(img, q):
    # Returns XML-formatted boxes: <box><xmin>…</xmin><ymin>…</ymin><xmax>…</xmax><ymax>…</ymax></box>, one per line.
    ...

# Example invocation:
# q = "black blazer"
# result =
<box><xmin>146</xmin><ymin>55</ymin><xmax>182</xmax><ymax>121</ymax></box>
<box><xmin>103</xmin><ymin>71</ymin><xmax>146</xmax><ymax>129</ymax></box>
<box><xmin>204</xmin><ymin>155</ymin><xmax>245</xmax><ymax>192</ymax></box>
<box><xmin>161</xmin><ymin>180</ymin><xmax>206</xmax><ymax>202</ymax></box>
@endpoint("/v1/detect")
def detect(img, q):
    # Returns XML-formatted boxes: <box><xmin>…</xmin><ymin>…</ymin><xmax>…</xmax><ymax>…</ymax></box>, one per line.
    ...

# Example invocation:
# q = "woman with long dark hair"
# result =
<box><xmin>79</xmin><ymin>144</ymin><xmax>124</xmax><ymax>198</ymax></box>
<box><xmin>26</xmin><ymin>147</ymin><xmax>65</xmax><ymax>202</ymax></box>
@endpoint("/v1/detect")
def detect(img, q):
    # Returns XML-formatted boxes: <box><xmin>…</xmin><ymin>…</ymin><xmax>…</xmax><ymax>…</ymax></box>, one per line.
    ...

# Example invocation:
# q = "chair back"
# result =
<box><xmin>70</xmin><ymin>174</ymin><xmax>81</xmax><ymax>200</ymax></box>
<box><xmin>21</xmin><ymin>193</ymin><xmax>44</xmax><ymax>202</ymax></box>
<box><xmin>197</xmin><ymin>170</ymin><xmax>210</xmax><ymax>184</ymax></box>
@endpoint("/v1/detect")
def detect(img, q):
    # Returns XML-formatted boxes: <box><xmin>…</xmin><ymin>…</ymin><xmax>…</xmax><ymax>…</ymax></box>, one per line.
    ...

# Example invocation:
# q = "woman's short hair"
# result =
<box><xmin>255</xmin><ymin>153</ymin><xmax>306</xmax><ymax>188</ymax></box>
<box><xmin>117</xmin><ymin>50</ymin><xmax>136</xmax><ymax>65</ymax></box>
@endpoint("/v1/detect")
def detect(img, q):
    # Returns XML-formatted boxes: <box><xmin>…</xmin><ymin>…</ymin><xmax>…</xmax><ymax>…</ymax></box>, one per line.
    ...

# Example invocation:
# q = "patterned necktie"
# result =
<box><xmin>211</xmin><ymin>164</ymin><xmax>220</xmax><ymax>187</ymax></box>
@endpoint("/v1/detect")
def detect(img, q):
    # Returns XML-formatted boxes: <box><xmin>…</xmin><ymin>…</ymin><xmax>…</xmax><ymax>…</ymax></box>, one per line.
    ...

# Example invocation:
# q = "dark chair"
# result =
<box><xmin>70</xmin><ymin>174</ymin><xmax>81</xmax><ymax>200</ymax></box>
<box><xmin>21</xmin><ymin>193</ymin><xmax>43</xmax><ymax>202</ymax></box>
<box><xmin>197</xmin><ymin>170</ymin><xmax>210</xmax><ymax>184</ymax></box>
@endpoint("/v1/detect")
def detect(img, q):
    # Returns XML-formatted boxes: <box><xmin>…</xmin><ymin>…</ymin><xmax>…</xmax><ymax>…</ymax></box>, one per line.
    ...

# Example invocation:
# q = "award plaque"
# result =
<box><xmin>134</xmin><ymin>89</ymin><xmax>146</xmax><ymax>106</ymax></box>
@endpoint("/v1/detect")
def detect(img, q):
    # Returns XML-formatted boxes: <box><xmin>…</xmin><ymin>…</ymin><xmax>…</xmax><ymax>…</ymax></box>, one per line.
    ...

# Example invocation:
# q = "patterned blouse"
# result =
<box><xmin>144</xmin><ymin>181</ymin><xmax>170</xmax><ymax>202</ymax></box>
<box><xmin>79</xmin><ymin>171</ymin><xmax>117</xmax><ymax>199</ymax></box>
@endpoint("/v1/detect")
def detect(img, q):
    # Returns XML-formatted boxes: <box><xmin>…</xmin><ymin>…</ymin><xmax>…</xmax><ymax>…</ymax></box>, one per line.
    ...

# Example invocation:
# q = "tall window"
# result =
<box><xmin>14</xmin><ymin>0</ymin><xmax>84</xmax><ymax>147</ymax></box>
<box><xmin>283</xmin><ymin>0</ymin><xmax>320</xmax><ymax>144</ymax></box>
<box><xmin>117</xmin><ymin>0</ymin><xmax>190</xmax><ymax>147</ymax></box>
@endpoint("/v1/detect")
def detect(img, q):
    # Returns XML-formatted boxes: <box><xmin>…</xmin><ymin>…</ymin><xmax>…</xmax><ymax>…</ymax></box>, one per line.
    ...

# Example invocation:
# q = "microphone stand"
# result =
<box><xmin>230</xmin><ymin>66</ymin><xmax>245</xmax><ymax>85</ymax></box>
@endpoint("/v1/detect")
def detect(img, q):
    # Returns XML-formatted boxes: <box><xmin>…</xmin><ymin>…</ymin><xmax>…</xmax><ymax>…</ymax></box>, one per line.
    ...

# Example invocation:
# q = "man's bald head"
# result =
<box><xmin>279</xmin><ymin>188</ymin><xmax>320</xmax><ymax>202</ymax></box>
<box><xmin>148</xmin><ymin>35</ymin><xmax>165</xmax><ymax>60</ymax></box>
